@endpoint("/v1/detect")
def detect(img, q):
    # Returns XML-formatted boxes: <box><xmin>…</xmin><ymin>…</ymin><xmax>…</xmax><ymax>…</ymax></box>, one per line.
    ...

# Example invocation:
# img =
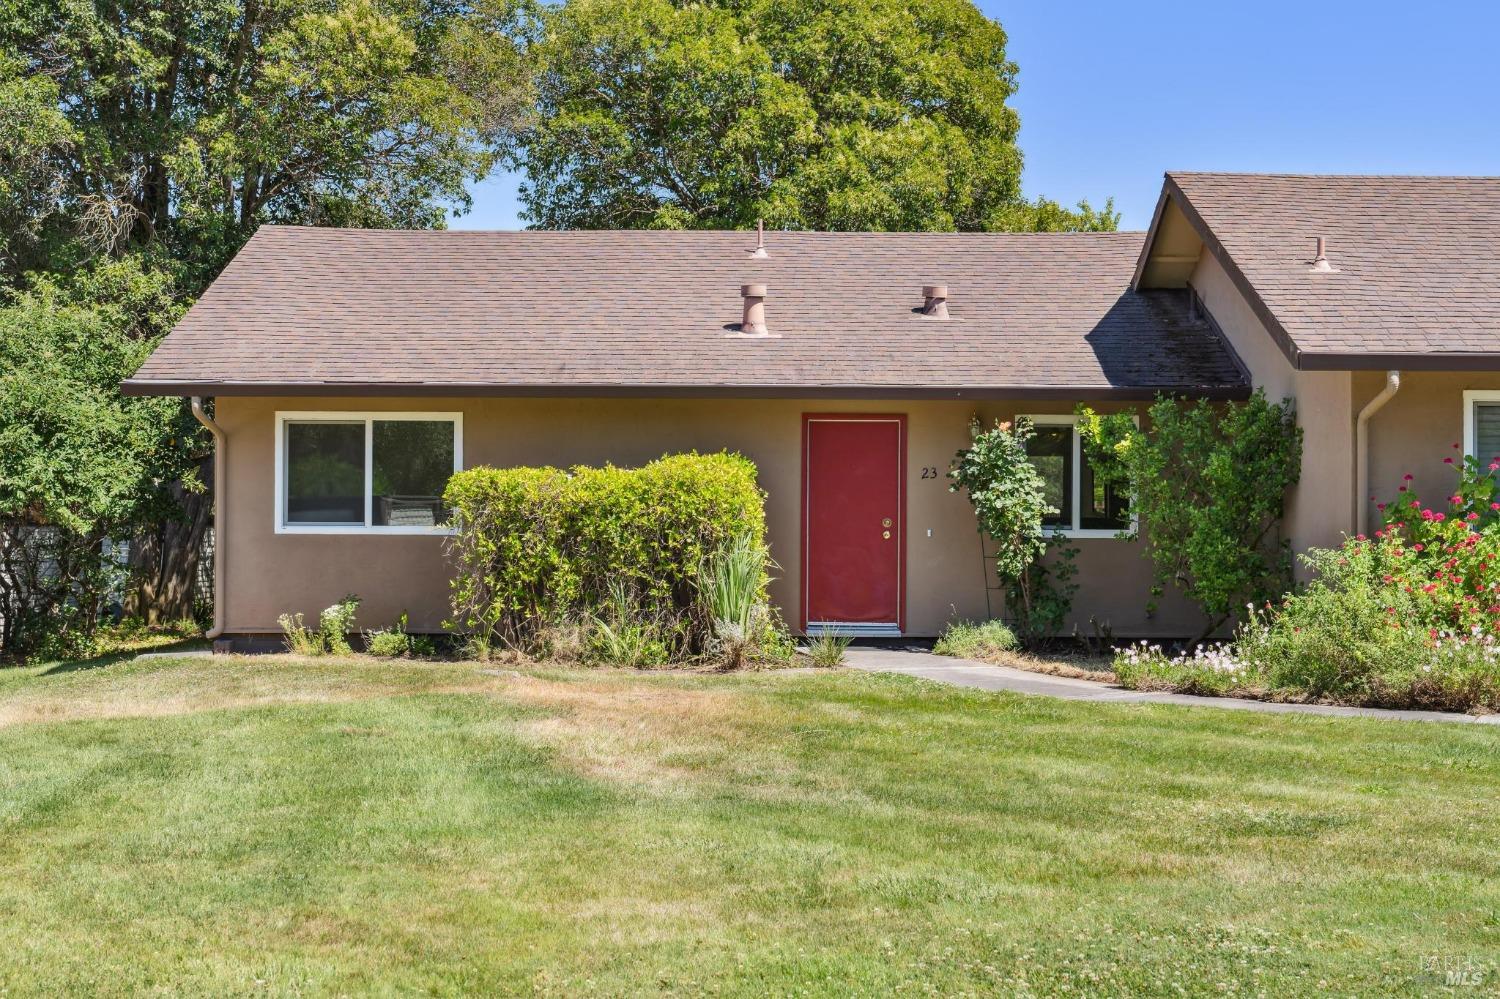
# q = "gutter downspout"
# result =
<box><xmin>190</xmin><ymin>397</ymin><xmax>226</xmax><ymax>641</ymax></box>
<box><xmin>1355</xmin><ymin>371</ymin><xmax>1400</xmax><ymax>537</ymax></box>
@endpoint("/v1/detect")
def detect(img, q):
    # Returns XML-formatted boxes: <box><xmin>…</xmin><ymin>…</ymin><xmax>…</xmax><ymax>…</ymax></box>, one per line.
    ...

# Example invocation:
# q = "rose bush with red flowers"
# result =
<box><xmin>1377</xmin><ymin>444</ymin><xmax>1500</xmax><ymax>638</ymax></box>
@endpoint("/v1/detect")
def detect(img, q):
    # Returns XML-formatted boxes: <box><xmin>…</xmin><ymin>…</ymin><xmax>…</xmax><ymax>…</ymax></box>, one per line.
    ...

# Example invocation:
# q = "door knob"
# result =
<box><xmin>881</xmin><ymin>517</ymin><xmax>893</xmax><ymax>528</ymax></box>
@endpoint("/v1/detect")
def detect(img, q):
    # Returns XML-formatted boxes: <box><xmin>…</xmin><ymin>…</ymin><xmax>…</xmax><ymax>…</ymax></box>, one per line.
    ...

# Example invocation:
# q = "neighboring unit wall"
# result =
<box><xmin>216</xmin><ymin>396</ymin><xmax>1209</xmax><ymax>640</ymax></box>
<box><xmin>1356</xmin><ymin>370</ymin><xmax>1500</xmax><ymax>529</ymax></box>
<box><xmin>1188</xmin><ymin>253</ymin><xmax>1354</xmax><ymax>556</ymax></box>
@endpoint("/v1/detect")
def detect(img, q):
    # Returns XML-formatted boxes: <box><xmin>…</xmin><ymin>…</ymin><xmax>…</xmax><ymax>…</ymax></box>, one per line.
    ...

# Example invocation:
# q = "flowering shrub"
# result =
<box><xmin>1372</xmin><ymin>443</ymin><xmax>1500</xmax><ymax>638</ymax></box>
<box><xmin>1114</xmin><ymin>640</ymin><xmax>1255</xmax><ymax>697</ymax></box>
<box><xmin>1115</xmin><ymin>448</ymin><xmax>1500</xmax><ymax>712</ymax></box>
<box><xmin>949</xmin><ymin>418</ymin><xmax>1078</xmax><ymax>646</ymax></box>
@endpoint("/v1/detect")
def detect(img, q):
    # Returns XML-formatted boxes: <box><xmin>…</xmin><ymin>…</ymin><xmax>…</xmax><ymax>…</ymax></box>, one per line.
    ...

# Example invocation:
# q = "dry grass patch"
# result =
<box><xmin>501</xmin><ymin>670</ymin><xmax>802</xmax><ymax>792</ymax></box>
<box><xmin>978</xmin><ymin>647</ymin><xmax>1118</xmax><ymax>682</ymax></box>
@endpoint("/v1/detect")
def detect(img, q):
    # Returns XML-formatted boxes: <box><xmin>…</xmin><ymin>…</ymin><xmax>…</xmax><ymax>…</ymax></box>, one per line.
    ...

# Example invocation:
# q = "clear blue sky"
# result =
<box><xmin>451</xmin><ymin>0</ymin><xmax>1500</xmax><ymax>232</ymax></box>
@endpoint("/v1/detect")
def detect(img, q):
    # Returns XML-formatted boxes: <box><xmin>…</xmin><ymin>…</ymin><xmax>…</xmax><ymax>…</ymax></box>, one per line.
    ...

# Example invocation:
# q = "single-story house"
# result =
<box><xmin>122</xmin><ymin>172</ymin><xmax>1500</xmax><ymax>646</ymax></box>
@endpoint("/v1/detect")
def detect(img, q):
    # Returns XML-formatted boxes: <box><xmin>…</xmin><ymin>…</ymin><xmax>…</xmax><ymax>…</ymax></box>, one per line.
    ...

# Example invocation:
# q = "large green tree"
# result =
<box><xmin>1</xmin><ymin>0</ymin><xmax>530</xmax><ymax>282</ymax></box>
<box><xmin>0</xmin><ymin>0</ymin><xmax>529</xmax><ymax>625</ymax></box>
<box><xmin>514</xmin><ymin>0</ymin><xmax>1115</xmax><ymax>231</ymax></box>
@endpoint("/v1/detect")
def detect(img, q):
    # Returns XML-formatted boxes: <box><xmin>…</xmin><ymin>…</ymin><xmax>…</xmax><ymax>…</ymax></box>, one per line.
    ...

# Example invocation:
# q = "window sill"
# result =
<box><xmin>275</xmin><ymin>525</ymin><xmax>456</xmax><ymax>537</ymax></box>
<box><xmin>1046</xmin><ymin>528</ymin><xmax>1136</xmax><ymax>540</ymax></box>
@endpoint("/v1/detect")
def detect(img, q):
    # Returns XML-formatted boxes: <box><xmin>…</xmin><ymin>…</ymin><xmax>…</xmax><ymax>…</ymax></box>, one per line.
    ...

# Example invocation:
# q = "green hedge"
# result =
<box><xmin>444</xmin><ymin>452</ymin><xmax>767</xmax><ymax>650</ymax></box>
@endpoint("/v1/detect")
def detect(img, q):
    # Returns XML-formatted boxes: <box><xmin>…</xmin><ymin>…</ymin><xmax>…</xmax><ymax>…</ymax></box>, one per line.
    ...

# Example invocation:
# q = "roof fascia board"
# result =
<box><xmin>1154</xmin><ymin>175</ymin><xmax>1307</xmax><ymax>371</ymax></box>
<box><xmin>120</xmin><ymin>380</ymin><xmax>1252</xmax><ymax>402</ymax></box>
<box><xmin>1296</xmin><ymin>352</ymin><xmax>1500</xmax><ymax>372</ymax></box>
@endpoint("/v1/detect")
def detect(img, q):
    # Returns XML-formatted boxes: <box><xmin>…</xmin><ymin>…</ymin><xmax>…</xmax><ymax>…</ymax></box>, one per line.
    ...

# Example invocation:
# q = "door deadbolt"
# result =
<box><xmin>881</xmin><ymin>517</ymin><xmax>893</xmax><ymax>528</ymax></box>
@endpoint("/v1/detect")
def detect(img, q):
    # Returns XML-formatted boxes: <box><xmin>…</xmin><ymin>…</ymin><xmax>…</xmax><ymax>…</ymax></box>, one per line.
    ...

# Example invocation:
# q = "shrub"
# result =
<box><xmin>1077</xmin><ymin>390</ymin><xmax>1301</xmax><ymax>639</ymax></box>
<box><xmin>1116</xmin><ymin>531</ymin><xmax>1500</xmax><ymax>712</ymax></box>
<box><xmin>445</xmin><ymin>452</ymin><xmax>766</xmax><ymax>657</ymax></box>
<box><xmin>364</xmin><ymin>629</ymin><xmax>411</xmax><ymax>658</ymax></box>
<box><xmin>948</xmin><ymin>418</ymin><xmax>1078</xmax><ymax>646</ymax></box>
<box><xmin>278</xmin><ymin>613</ymin><xmax>321</xmax><ymax>657</ymax></box>
<box><xmin>364</xmin><ymin>611</ymin><xmax>439</xmax><ymax>659</ymax></box>
<box><xmin>279</xmin><ymin>595</ymin><xmax>360</xmax><ymax>656</ymax></box>
<box><xmin>933</xmin><ymin>619</ymin><xmax>1019</xmax><ymax>659</ymax></box>
<box><xmin>318</xmin><ymin>596</ymin><xmax>360</xmax><ymax>656</ymax></box>
<box><xmin>1374</xmin><ymin>447</ymin><xmax>1500</xmax><ymax>637</ymax></box>
<box><xmin>803</xmin><ymin>631</ymin><xmax>852</xmax><ymax>668</ymax></box>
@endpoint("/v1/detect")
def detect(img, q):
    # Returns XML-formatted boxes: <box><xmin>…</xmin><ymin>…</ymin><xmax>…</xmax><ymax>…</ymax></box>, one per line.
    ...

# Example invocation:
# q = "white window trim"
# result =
<box><xmin>1020</xmin><ymin>413</ymin><xmax>1138</xmax><ymax>540</ymax></box>
<box><xmin>274</xmin><ymin>411</ymin><xmax>464</xmax><ymax>536</ymax></box>
<box><xmin>1462</xmin><ymin>391</ymin><xmax>1500</xmax><ymax>462</ymax></box>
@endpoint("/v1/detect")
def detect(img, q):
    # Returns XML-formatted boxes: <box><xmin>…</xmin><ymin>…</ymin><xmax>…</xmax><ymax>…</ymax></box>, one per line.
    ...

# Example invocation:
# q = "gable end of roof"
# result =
<box><xmin>1136</xmin><ymin>174</ymin><xmax>1306</xmax><ymax>370</ymax></box>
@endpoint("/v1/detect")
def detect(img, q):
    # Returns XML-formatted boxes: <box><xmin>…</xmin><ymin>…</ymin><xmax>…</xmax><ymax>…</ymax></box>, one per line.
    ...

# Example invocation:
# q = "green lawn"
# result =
<box><xmin>1</xmin><ymin>655</ymin><xmax>1497</xmax><ymax>996</ymax></box>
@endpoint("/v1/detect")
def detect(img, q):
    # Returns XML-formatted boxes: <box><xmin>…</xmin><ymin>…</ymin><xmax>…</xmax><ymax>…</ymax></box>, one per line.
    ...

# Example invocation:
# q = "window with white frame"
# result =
<box><xmin>275</xmin><ymin>412</ymin><xmax>462</xmax><ymax>533</ymax></box>
<box><xmin>1463</xmin><ymin>391</ymin><xmax>1500</xmax><ymax>466</ymax></box>
<box><xmin>1020</xmin><ymin>415</ymin><xmax>1132</xmax><ymax>537</ymax></box>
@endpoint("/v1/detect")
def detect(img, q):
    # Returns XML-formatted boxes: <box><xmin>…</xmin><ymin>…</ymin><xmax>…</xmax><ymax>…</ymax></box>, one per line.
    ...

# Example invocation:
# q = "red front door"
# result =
<box><xmin>802</xmin><ymin>415</ymin><xmax>906</xmax><ymax>632</ymax></box>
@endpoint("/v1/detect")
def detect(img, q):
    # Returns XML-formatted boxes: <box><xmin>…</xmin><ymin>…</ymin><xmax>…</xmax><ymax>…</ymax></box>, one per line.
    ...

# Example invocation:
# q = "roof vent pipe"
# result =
<box><xmin>748</xmin><ymin>219</ymin><xmax>768</xmax><ymax>259</ymax></box>
<box><xmin>1311</xmin><ymin>236</ymin><xmax>1337</xmax><ymax>272</ymax></box>
<box><xmin>922</xmin><ymin>284</ymin><xmax>950</xmax><ymax>319</ymax></box>
<box><xmin>740</xmin><ymin>283</ymin><xmax>768</xmax><ymax>335</ymax></box>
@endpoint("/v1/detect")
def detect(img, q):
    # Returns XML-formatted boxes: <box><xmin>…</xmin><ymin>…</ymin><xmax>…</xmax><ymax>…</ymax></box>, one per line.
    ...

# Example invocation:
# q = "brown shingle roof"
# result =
<box><xmin>1151</xmin><ymin>172</ymin><xmax>1500</xmax><ymax>369</ymax></box>
<box><xmin>123</xmin><ymin>226</ymin><xmax>1248</xmax><ymax>398</ymax></box>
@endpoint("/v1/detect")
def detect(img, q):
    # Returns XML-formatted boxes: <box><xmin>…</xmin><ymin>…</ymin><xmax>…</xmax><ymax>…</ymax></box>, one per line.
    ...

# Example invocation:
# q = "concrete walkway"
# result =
<box><xmin>844</xmin><ymin>647</ymin><xmax>1500</xmax><ymax>726</ymax></box>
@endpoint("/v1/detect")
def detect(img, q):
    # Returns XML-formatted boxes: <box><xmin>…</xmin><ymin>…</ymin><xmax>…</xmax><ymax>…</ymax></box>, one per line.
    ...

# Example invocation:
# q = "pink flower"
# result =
<box><xmin>1444</xmin><ymin>457</ymin><xmax>1455</xmax><ymax>464</ymax></box>
<box><xmin>1453</xmin><ymin>442</ymin><xmax>1462</xmax><ymax>449</ymax></box>
<box><xmin>1435</xmin><ymin>513</ymin><xmax>1446</xmax><ymax>522</ymax></box>
<box><xmin>1376</xmin><ymin>503</ymin><xmax>1387</xmax><ymax>511</ymax></box>
<box><xmin>1404</xmin><ymin>473</ymin><xmax>1414</xmax><ymax>481</ymax></box>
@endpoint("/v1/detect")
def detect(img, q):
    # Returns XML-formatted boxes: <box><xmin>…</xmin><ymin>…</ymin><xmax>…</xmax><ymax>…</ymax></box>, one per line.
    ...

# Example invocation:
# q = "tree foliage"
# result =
<box><xmin>1076</xmin><ymin>392</ymin><xmax>1303</xmax><ymax>638</ymax></box>
<box><xmin>0</xmin><ymin>261</ymin><xmax>200</xmax><ymax>658</ymax></box>
<box><xmin>949</xmin><ymin>419</ymin><xmax>1078</xmax><ymax>646</ymax></box>
<box><xmin>0</xmin><ymin>0</ymin><xmax>529</xmax><ymax>628</ymax></box>
<box><xmin>515</xmin><ymin>0</ymin><xmax>1115</xmax><ymax>232</ymax></box>
<box><xmin>1</xmin><ymin>0</ymin><xmax>530</xmax><ymax>282</ymax></box>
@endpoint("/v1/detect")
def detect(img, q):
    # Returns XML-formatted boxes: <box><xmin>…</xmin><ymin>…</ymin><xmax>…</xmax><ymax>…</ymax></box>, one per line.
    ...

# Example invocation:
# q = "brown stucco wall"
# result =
<box><xmin>1188</xmin><ymin>253</ymin><xmax>1354</xmax><ymax>557</ymax></box>
<box><xmin>216</xmin><ymin>395</ymin><xmax>1207</xmax><ymax>639</ymax></box>
<box><xmin>1186</xmin><ymin>254</ymin><xmax>1500</xmax><ymax>564</ymax></box>
<box><xmin>1356</xmin><ymin>371</ymin><xmax>1500</xmax><ymax>530</ymax></box>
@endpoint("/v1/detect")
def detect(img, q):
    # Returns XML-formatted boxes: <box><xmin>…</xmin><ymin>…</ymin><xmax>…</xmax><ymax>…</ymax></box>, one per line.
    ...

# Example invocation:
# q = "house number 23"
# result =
<box><xmin>920</xmin><ymin>466</ymin><xmax>941</xmax><ymax>479</ymax></box>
